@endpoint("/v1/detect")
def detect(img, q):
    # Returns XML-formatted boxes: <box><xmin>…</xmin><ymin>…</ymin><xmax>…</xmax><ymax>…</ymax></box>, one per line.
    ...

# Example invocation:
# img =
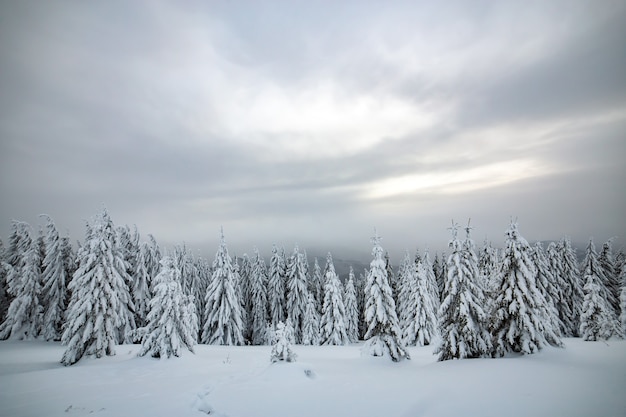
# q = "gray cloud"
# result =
<box><xmin>1</xmin><ymin>0</ymin><xmax>625</xmax><ymax>262</ymax></box>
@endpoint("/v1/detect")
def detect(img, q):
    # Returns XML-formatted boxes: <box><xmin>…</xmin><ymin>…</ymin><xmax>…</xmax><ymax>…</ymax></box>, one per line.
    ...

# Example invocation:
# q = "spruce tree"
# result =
<box><xmin>129</xmin><ymin>242</ymin><xmax>150</xmax><ymax>331</ymax></box>
<box><xmin>40</xmin><ymin>216</ymin><xmax>71</xmax><ymax>341</ymax></box>
<box><xmin>531</xmin><ymin>242</ymin><xmax>564</xmax><ymax>340</ymax></box>
<box><xmin>0</xmin><ymin>222</ymin><xmax>43</xmax><ymax>340</ymax></box>
<box><xmin>320</xmin><ymin>252</ymin><xmax>349</xmax><ymax>345</ymax></box>
<box><xmin>138</xmin><ymin>257</ymin><xmax>198</xmax><ymax>358</ymax></box>
<box><xmin>363</xmin><ymin>231</ymin><xmax>409</xmax><ymax>361</ymax></box>
<box><xmin>422</xmin><ymin>249</ymin><xmax>440</xmax><ymax>313</ymax></box>
<box><xmin>396</xmin><ymin>251</ymin><xmax>415</xmax><ymax>332</ymax></box>
<box><xmin>249</xmin><ymin>248</ymin><xmax>269</xmax><ymax>345</ymax></box>
<box><xmin>619</xmin><ymin>269</ymin><xmax>626</xmax><ymax>336</ymax></box>
<box><xmin>559</xmin><ymin>237</ymin><xmax>584</xmax><ymax>336</ymax></box>
<box><xmin>60</xmin><ymin>208</ymin><xmax>135</xmax><ymax>365</ymax></box>
<box><xmin>404</xmin><ymin>261</ymin><xmax>438</xmax><ymax>347</ymax></box>
<box><xmin>0</xmin><ymin>239</ymin><xmax>8</xmax><ymax>323</ymax></box>
<box><xmin>270</xmin><ymin>320</ymin><xmax>297</xmax><ymax>363</ymax></box>
<box><xmin>598</xmin><ymin>240</ymin><xmax>620</xmax><ymax>316</ymax></box>
<box><xmin>239</xmin><ymin>252</ymin><xmax>253</xmax><ymax>339</ymax></box>
<box><xmin>492</xmin><ymin>221</ymin><xmax>561</xmax><ymax>357</ymax></box>
<box><xmin>357</xmin><ymin>272</ymin><xmax>367</xmax><ymax>339</ymax></box>
<box><xmin>201</xmin><ymin>229</ymin><xmax>244</xmax><ymax>345</ymax></box>
<box><xmin>546</xmin><ymin>242</ymin><xmax>570</xmax><ymax>337</ymax></box>
<box><xmin>344</xmin><ymin>266</ymin><xmax>360</xmax><ymax>343</ymax></box>
<box><xmin>268</xmin><ymin>245</ymin><xmax>287</xmax><ymax>326</ymax></box>
<box><xmin>286</xmin><ymin>245</ymin><xmax>309</xmax><ymax>343</ymax></box>
<box><xmin>311</xmin><ymin>257</ymin><xmax>325</xmax><ymax>313</ymax></box>
<box><xmin>113</xmin><ymin>224</ymin><xmax>137</xmax><ymax>343</ymax></box>
<box><xmin>301</xmin><ymin>293</ymin><xmax>321</xmax><ymax>346</ymax></box>
<box><xmin>579</xmin><ymin>239</ymin><xmax>621</xmax><ymax>341</ymax></box>
<box><xmin>435</xmin><ymin>221</ymin><xmax>491</xmax><ymax>360</ymax></box>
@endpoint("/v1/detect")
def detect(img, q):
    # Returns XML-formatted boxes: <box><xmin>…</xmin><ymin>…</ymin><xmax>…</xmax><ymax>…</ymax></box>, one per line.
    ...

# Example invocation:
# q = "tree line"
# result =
<box><xmin>0</xmin><ymin>208</ymin><xmax>624</xmax><ymax>365</ymax></box>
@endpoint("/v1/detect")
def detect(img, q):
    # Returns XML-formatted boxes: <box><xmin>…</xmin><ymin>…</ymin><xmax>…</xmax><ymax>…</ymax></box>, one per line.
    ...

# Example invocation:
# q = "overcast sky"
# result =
<box><xmin>1</xmin><ymin>0</ymin><xmax>625</xmax><ymax>261</ymax></box>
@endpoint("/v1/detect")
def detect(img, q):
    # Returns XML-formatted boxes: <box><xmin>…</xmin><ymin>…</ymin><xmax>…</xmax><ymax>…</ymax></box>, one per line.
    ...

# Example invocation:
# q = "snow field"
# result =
<box><xmin>1</xmin><ymin>338</ymin><xmax>625</xmax><ymax>417</ymax></box>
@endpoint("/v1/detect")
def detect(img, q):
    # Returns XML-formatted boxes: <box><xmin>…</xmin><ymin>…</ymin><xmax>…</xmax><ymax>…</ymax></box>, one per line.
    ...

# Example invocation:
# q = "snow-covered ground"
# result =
<box><xmin>0</xmin><ymin>339</ymin><xmax>624</xmax><ymax>417</ymax></box>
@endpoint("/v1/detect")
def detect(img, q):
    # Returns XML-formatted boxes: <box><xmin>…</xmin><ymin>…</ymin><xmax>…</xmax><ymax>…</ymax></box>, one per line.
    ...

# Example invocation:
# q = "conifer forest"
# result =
<box><xmin>1</xmin><ymin>207</ymin><xmax>624</xmax><ymax>366</ymax></box>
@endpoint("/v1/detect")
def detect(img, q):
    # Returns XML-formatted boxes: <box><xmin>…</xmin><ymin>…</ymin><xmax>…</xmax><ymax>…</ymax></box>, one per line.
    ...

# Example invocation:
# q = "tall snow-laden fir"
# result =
<box><xmin>311</xmin><ymin>257</ymin><xmax>325</xmax><ymax>313</ymax></box>
<box><xmin>320</xmin><ymin>252</ymin><xmax>349</xmax><ymax>345</ymax></box>
<box><xmin>40</xmin><ymin>215</ymin><xmax>71</xmax><ymax>341</ymax></box>
<box><xmin>0</xmin><ymin>239</ymin><xmax>8</xmax><ymax>323</ymax></box>
<box><xmin>268</xmin><ymin>245</ymin><xmax>287</xmax><ymax>326</ymax></box>
<box><xmin>422</xmin><ymin>249</ymin><xmax>440</xmax><ymax>314</ymax></box>
<box><xmin>435</xmin><ymin>221</ymin><xmax>491</xmax><ymax>360</ymax></box>
<box><xmin>491</xmin><ymin>221</ymin><xmax>561</xmax><ymax>357</ymax></box>
<box><xmin>239</xmin><ymin>252</ymin><xmax>253</xmax><ymax>339</ymax></box>
<box><xmin>362</xmin><ymin>231</ymin><xmax>409</xmax><ymax>361</ymax></box>
<box><xmin>579</xmin><ymin>239</ymin><xmax>621</xmax><ymax>341</ymax></box>
<box><xmin>619</xmin><ymin>269</ymin><xmax>626</xmax><ymax>337</ymax></box>
<box><xmin>286</xmin><ymin>244</ymin><xmax>309</xmax><ymax>343</ymax></box>
<box><xmin>60</xmin><ymin>208</ymin><xmax>135</xmax><ymax>365</ymax></box>
<box><xmin>137</xmin><ymin>257</ymin><xmax>198</xmax><ymax>358</ymax></box>
<box><xmin>598</xmin><ymin>240</ymin><xmax>620</xmax><ymax>316</ymax></box>
<box><xmin>0</xmin><ymin>222</ymin><xmax>43</xmax><ymax>340</ymax></box>
<box><xmin>344</xmin><ymin>267</ymin><xmax>359</xmax><ymax>343</ymax></box>
<box><xmin>356</xmin><ymin>272</ymin><xmax>367</xmax><ymax>339</ymax></box>
<box><xmin>249</xmin><ymin>248</ymin><xmax>269</xmax><ymax>345</ymax></box>
<box><xmin>404</xmin><ymin>259</ymin><xmax>438</xmax><ymax>347</ymax></box>
<box><xmin>531</xmin><ymin>242</ymin><xmax>563</xmax><ymax>339</ymax></box>
<box><xmin>131</xmin><ymin>242</ymin><xmax>152</xmax><ymax>330</ymax></box>
<box><xmin>546</xmin><ymin>242</ymin><xmax>570</xmax><ymax>337</ymax></box>
<box><xmin>396</xmin><ymin>252</ymin><xmax>414</xmax><ymax>333</ymax></box>
<box><xmin>201</xmin><ymin>229</ymin><xmax>244</xmax><ymax>346</ymax></box>
<box><xmin>559</xmin><ymin>237</ymin><xmax>584</xmax><ymax>336</ymax></box>
<box><xmin>301</xmin><ymin>293</ymin><xmax>320</xmax><ymax>345</ymax></box>
<box><xmin>113</xmin><ymin>224</ymin><xmax>137</xmax><ymax>343</ymax></box>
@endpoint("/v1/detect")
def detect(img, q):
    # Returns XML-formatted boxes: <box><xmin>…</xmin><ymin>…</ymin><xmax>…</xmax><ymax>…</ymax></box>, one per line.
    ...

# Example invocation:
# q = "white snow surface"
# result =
<box><xmin>0</xmin><ymin>339</ymin><xmax>624</xmax><ymax>417</ymax></box>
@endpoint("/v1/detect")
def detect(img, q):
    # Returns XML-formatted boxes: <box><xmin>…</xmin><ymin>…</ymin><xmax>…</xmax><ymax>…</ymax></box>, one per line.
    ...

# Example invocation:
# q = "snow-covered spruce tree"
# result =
<box><xmin>396</xmin><ymin>251</ymin><xmax>416</xmax><ymax>332</ymax></box>
<box><xmin>113</xmin><ymin>224</ymin><xmax>137</xmax><ymax>343</ymax></box>
<box><xmin>320</xmin><ymin>252</ymin><xmax>349</xmax><ymax>345</ymax></box>
<box><xmin>60</xmin><ymin>209</ymin><xmax>135</xmax><ymax>365</ymax></box>
<box><xmin>619</xmin><ymin>269</ymin><xmax>626</xmax><ymax>336</ymax></box>
<box><xmin>546</xmin><ymin>242</ymin><xmax>570</xmax><ymax>337</ymax></box>
<box><xmin>598</xmin><ymin>240</ymin><xmax>620</xmax><ymax>316</ymax></box>
<box><xmin>491</xmin><ymin>221</ymin><xmax>561</xmax><ymax>357</ymax></box>
<box><xmin>579</xmin><ymin>239</ymin><xmax>621</xmax><ymax>341</ymax></box>
<box><xmin>559</xmin><ymin>237</ymin><xmax>584</xmax><ymax>336</ymax></box>
<box><xmin>137</xmin><ymin>257</ymin><xmax>198</xmax><ymax>358</ymax></box>
<box><xmin>531</xmin><ymin>242</ymin><xmax>564</xmax><ymax>340</ymax></box>
<box><xmin>286</xmin><ymin>245</ymin><xmax>309</xmax><ymax>343</ymax></box>
<box><xmin>344</xmin><ymin>267</ymin><xmax>359</xmax><ymax>343</ymax></box>
<box><xmin>131</xmin><ymin>242</ymin><xmax>152</xmax><ymax>331</ymax></box>
<box><xmin>249</xmin><ymin>248</ymin><xmax>269</xmax><ymax>345</ymax></box>
<box><xmin>422</xmin><ymin>249</ymin><xmax>440</xmax><ymax>313</ymax></box>
<box><xmin>0</xmin><ymin>222</ymin><xmax>43</xmax><ymax>340</ymax></box>
<box><xmin>433</xmin><ymin>253</ymin><xmax>445</xmax><ymax>301</ymax></box>
<box><xmin>363</xmin><ymin>231</ymin><xmax>409</xmax><ymax>361</ymax></box>
<box><xmin>268</xmin><ymin>245</ymin><xmax>287</xmax><ymax>327</ymax></box>
<box><xmin>239</xmin><ymin>252</ymin><xmax>253</xmax><ymax>339</ymax></box>
<box><xmin>357</xmin><ymin>271</ymin><xmax>367</xmax><ymax>339</ymax></box>
<box><xmin>39</xmin><ymin>215</ymin><xmax>71</xmax><ymax>341</ymax></box>
<box><xmin>434</xmin><ymin>222</ymin><xmax>491</xmax><ymax>361</ymax></box>
<box><xmin>201</xmin><ymin>229</ymin><xmax>244</xmax><ymax>345</ymax></box>
<box><xmin>311</xmin><ymin>257</ymin><xmax>325</xmax><ymax>313</ymax></box>
<box><xmin>270</xmin><ymin>320</ymin><xmax>297</xmax><ymax>363</ymax></box>
<box><xmin>396</xmin><ymin>251</ymin><xmax>414</xmax><ymax>331</ymax></box>
<box><xmin>404</xmin><ymin>260</ymin><xmax>438</xmax><ymax>347</ymax></box>
<box><xmin>301</xmin><ymin>293</ymin><xmax>321</xmax><ymax>345</ymax></box>
<box><xmin>0</xmin><ymin>239</ymin><xmax>8</xmax><ymax>323</ymax></box>
<box><xmin>384</xmin><ymin>251</ymin><xmax>397</xmax><ymax>303</ymax></box>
